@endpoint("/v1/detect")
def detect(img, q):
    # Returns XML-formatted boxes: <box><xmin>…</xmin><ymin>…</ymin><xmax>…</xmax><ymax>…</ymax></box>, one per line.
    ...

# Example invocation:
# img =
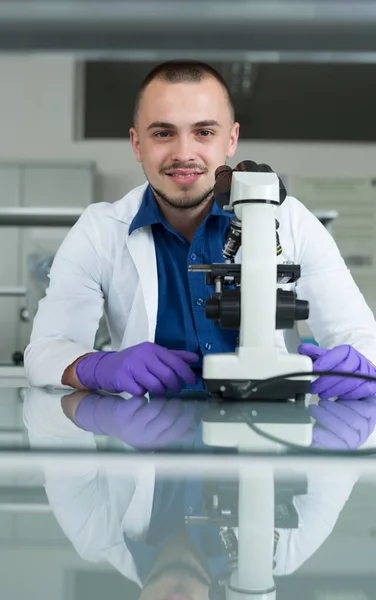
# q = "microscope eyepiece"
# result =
<box><xmin>214</xmin><ymin>165</ymin><xmax>233</xmax><ymax>210</ymax></box>
<box><xmin>233</xmin><ymin>160</ymin><xmax>259</xmax><ymax>172</ymax></box>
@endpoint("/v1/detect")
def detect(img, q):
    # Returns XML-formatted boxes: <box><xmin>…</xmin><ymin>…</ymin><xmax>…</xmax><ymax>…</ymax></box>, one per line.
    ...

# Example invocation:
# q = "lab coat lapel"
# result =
<box><xmin>110</xmin><ymin>183</ymin><xmax>158</xmax><ymax>347</ymax></box>
<box><xmin>123</xmin><ymin>225</ymin><xmax>158</xmax><ymax>344</ymax></box>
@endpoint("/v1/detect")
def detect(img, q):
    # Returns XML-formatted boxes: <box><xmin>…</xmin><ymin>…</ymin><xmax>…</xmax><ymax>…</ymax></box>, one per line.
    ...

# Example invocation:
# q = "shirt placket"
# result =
<box><xmin>188</xmin><ymin>230</ymin><xmax>218</xmax><ymax>358</ymax></box>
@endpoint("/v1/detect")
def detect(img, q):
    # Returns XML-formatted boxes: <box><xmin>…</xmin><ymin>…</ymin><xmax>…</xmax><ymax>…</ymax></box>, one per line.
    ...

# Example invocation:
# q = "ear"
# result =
<box><xmin>227</xmin><ymin>122</ymin><xmax>240</xmax><ymax>158</ymax></box>
<box><xmin>129</xmin><ymin>127</ymin><xmax>142</xmax><ymax>163</ymax></box>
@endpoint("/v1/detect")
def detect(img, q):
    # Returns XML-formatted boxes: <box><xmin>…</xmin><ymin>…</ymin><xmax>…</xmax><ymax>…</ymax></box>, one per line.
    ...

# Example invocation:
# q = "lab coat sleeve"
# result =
<box><xmin>24</xmin><ymin>204</ymin><xmax>105</xmax><ymax>387</ymax></box>
<box><xmin>43</xmin><ymin>470</ymin><xmax>142</xmax><ymax>585</ymax></box>
<box><xmin>23</xmin><ymin>387</ymin><xmax>144</xmax><ymax>585</ymax></box>
<box><xmin>273</xmin><ymin>470</ymin><xmax>358</xmax><ymax>575</ymax></box>
<box><xmin>289</xmin><ymin>197</ymin><xmax>376</xmax><ymax>363</ymax></box>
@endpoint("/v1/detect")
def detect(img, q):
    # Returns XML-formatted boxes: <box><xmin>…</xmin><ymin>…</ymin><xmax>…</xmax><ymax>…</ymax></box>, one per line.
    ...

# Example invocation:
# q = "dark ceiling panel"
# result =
<box><xmin>1</xmin><ymin>1</ymin><xmax>376</xmax><ymax>55</ymax></box>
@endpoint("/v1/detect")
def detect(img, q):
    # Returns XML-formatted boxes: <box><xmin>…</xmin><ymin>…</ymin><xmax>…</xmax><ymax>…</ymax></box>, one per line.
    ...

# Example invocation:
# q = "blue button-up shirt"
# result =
<box><xmin>129</xmin><ymin>185</ymin><xmax>238</xmax><ymax>389</ymax></box>
<box><xmin>124</xmin><ymin>424</ymin><xmax>230</xmax><ymax>585</ymax></box>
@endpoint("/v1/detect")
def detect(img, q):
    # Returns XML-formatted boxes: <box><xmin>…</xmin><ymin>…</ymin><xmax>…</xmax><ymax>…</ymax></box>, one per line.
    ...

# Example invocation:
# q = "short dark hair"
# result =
<box><xmin>133</xmin><ymin>60</ymin><xmax>235</xmax><ymax>126</ymax></box>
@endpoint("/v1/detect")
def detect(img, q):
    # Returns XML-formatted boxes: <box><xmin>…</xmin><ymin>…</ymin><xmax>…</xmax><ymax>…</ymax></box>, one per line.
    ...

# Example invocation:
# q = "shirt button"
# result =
<box><xmin>196</xmin><ymin>297</ymin><xmax>204</xmax><ymax>306</ymax></box>
<box><xmin>187</xmin><ymin>506</ymin><xmax>193</xmax><ymax>514</ymax></box>
<box><xmin>205</xmin><ymin>343</ymin><xmax>212</xmax><ymax>351</ymax></box>
<box><xmin>190</xmin><ymin>253</ymin><xmax>197</xmax><ymax>261</ymax></box>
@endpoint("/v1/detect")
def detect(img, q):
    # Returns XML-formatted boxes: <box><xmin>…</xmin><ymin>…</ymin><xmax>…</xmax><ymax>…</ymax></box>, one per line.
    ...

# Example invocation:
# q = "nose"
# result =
<box><xmin>171</xmin><ymin>134</ymin><xmax>196</xmax><ymax>164</ymax></box>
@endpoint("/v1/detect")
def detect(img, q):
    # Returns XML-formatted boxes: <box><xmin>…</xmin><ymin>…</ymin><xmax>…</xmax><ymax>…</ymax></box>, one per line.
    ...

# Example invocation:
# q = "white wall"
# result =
<box><xmin>2</xmin><ymin>544</ymin><xmax>89</xmax><ymax>600</ymax></box>
<box><xmin>1</xmin><ymin>53</ymin><xmax>376</xmax><ymax>204</ymax></box>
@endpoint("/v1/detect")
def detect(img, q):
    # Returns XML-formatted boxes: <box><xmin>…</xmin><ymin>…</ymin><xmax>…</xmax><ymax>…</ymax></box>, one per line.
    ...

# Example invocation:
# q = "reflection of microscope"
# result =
<box><xmin>189</xmin><ymin>400</ymin><xmax>309</xmax><ymax>600</ymax></box>
<box><xmin>189</xmin><ymin>160</ymin><xmax>312</xmax><ymax>402</ymax></box>
<box><xmin>186</xmin><ymin>468</ymin><xmax>307</xmax><ymax>600</ymax></box>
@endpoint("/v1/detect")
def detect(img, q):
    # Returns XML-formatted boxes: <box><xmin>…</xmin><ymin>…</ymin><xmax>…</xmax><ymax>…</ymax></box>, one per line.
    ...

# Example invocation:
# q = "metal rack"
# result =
<box><xmin>0</xmin><ymin>207</ymin><xmax>83</xmax><ymax>311</ymax></box>
<box><xmin>0</xmin><ymin>207</ymin><xmax>84</xmax><ymax>382</ymax></box>
<box><xmin>0</xmin><ymin>207</ymin><xmax>83</xmax><ymax>228</ymax></box>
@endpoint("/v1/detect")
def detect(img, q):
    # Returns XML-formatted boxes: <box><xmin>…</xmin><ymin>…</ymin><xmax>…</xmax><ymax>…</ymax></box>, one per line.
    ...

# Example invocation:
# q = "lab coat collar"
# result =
<box><xmin>108</xmin><ymin>182</ymin><xmax>149</xmax><ymax>225</ymax></box>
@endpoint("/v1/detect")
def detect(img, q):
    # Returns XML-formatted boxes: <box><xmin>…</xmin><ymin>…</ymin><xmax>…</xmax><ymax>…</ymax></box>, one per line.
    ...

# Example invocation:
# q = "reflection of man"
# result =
<box><xmin>23</xmin><ymin>387</ymin><xmax>363</xmax><ymax>596</ymax></box>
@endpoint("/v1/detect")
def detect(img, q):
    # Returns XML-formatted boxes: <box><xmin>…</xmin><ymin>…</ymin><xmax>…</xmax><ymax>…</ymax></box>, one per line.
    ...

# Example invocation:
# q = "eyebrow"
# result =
<box><xmin>147</xmin><ymin>120</ymin><xmax>221</xmax><ymax>131</ymax></box>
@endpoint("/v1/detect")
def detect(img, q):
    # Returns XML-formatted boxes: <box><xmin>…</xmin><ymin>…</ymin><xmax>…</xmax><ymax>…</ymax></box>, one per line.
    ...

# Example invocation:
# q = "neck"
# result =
<box><xmin>154</xmin><ymin>191</ymin><xmax>214</xmax><ymax>243</ymax></box>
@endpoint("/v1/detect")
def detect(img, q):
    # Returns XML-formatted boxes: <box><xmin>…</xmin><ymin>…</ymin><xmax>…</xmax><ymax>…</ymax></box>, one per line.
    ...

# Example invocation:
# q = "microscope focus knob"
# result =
<box><xmin>206</xmin><ymin>290</ymin><xmax>240</xmax><ymax>329</ymax></box>
<box><xmin>276</xmin><ymin>289</ymin><xmax>309</xmax><ymax>329</ymax></box>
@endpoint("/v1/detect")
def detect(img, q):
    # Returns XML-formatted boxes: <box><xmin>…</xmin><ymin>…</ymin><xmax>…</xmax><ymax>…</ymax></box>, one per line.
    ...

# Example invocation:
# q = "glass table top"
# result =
<box><xmin>1</xmin><ymin>383</ymin><xmax>376</xmax><ymax>599</ymax></box>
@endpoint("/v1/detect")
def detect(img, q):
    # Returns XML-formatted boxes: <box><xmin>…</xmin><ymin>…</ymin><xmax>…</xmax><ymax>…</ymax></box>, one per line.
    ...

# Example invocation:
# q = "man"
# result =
<box><xmin>25</xmin><ymin>61</ymin><xmax>376</xmax><ymax>398</ymax></box>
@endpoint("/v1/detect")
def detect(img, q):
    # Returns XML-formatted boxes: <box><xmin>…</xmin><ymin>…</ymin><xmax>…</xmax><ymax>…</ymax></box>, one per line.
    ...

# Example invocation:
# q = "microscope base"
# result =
<box><xmin>203</xmin><ymin>347</ymin><xmax>312</xmax><ymax>400</ymax></box>
<box><xmin>205</xmin><ymin>376</ymin><xmax>309</xmax><ymax>401</ymax></box>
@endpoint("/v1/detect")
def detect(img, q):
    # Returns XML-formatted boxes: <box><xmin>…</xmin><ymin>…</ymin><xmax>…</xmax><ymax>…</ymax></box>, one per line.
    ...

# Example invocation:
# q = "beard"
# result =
<box><xmin>150</xmin><ymin>182</ymin><xmax>214</xmax><ymax>211</ymax></box>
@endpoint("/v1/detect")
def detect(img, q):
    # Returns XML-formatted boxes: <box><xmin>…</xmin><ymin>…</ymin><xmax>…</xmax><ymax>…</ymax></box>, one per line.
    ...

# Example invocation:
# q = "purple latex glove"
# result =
<box><xmin>310</xmin><ymin>396</ymin><xmax>376</xmax><ymax>450</ymax></box>
<box><xmin>298</xmin><ymin>343</ymin><xmax>376</xmax><ymax>400</ymax></box>
<box><xmin>74</xmin><ymin>393</ymin><xmax>198</xmax><ymax>449</ymax></box>
<box><xmin>76</xmin><ymin>342</ymin><xmax>199</xmax><ymax>395</ymax></box>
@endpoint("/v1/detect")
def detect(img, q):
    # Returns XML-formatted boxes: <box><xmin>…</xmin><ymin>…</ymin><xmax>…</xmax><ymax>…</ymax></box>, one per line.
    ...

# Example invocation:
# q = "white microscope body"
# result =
<box><xmin>203</xmin><ymin>170</ymin><xmax>312</xmax><ymax>393</ymax></box>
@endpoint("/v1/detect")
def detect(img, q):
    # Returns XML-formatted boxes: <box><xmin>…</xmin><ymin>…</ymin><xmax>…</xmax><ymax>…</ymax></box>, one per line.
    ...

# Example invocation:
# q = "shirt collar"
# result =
<box><xmin>129</xmin><ymin>184</ymin><xmax>232</xmax><ymax>235</ymax></box>
<box><xmin>129</xmin><ymin>185</ymin><xmax>165</xmax><ymax>234</ymax></box>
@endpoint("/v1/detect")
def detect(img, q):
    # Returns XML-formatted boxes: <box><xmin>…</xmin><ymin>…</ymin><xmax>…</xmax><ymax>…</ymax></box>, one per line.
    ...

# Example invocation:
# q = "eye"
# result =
<box><xmin>154</xmin><ymin>131</ymin><xmax>172</xmax><ymax>138</ymax></box>
<box><xmin>197</xmin><ymin>130</ymin><xmax>214</xmax><ymax>137</ymax></box>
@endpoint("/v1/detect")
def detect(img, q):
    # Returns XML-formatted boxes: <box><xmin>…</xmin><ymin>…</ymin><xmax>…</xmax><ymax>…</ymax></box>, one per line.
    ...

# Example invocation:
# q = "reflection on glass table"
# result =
<box><xmin>20</xmin><ymin>381</ymin><xmax>376</xmax><ymax>600</ymax></box>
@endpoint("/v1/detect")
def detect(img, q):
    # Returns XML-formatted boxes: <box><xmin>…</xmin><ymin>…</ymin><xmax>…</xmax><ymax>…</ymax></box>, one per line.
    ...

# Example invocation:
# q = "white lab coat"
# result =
<box><xmin>23</xmin><ymin>387</ymin><xmax>362</xmax><ymax>584</ymax></box>
<box><xmin>24</xmin><ymin>182</ymin><xmax>376</xmax><ymax>387</ymax></box>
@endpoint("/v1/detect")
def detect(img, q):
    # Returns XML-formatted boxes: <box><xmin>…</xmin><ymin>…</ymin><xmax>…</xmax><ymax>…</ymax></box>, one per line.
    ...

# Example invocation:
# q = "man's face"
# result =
<box><xmin>130</xmin><ymin>77</ymin><xmax>239</xmax><ymax>210</ymax></box>
<box><xmin>139</xmin><ymin>562</ymin><xmax>210</xmax><ymax>600</ymax></box>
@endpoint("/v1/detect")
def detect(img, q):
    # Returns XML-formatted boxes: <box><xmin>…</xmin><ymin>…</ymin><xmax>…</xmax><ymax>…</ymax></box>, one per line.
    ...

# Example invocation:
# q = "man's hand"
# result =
<box><xmin>75</xmin><ymin>342</ymin><xmax>199</xmax><ymax>395</ymax></box>
<box><xmin>310</xmin><ymin>397</ymin><xmax>376</xmax><ymax>450</ymax></box>
<box><xmin>299</xmin><ymin>343</ymin><xmax>376</xmax><ymax>400</ymax></box>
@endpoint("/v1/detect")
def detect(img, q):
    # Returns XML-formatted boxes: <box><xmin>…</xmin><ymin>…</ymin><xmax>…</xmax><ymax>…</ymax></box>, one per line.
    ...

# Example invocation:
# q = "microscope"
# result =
<box><xmin>189</xmin><ymin>160</ymin><xmax>312</xmax><ymax>403</ymax></box>
<box><xmin>187</xmin><ymin>161</ymin><xmax>314</xmax><ymax>600</ymax></box>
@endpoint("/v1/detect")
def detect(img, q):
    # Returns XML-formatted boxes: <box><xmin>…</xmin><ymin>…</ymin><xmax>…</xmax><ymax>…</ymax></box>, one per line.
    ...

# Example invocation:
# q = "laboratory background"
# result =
<box><xmin>1</xmin><ymin>1</ymin><xmax>376</xmax><ymax>599</ymax></box>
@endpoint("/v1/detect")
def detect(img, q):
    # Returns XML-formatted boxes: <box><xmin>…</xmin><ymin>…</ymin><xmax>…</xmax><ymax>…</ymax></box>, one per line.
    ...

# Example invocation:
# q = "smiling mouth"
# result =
<box><xmin>166</xmin><ymin>173</ymin><xmax>203</xmax><ymax>178</ymax></box>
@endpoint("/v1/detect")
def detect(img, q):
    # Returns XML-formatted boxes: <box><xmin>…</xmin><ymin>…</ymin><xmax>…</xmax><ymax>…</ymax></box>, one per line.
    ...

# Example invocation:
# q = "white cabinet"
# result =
<box><xmin>0</xmin><ymin>162</ymin><xmax>95</xmax><ymax>363</ymax></box>
<box><xmin>0</xmin><ymin>166</ymin><xmax>23</xmax><ymax>363</ymax></box>
<box><xmin>22</xmin><ymin>166</ymin><xmax>94</xmax><ymax>208</ymax></box>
